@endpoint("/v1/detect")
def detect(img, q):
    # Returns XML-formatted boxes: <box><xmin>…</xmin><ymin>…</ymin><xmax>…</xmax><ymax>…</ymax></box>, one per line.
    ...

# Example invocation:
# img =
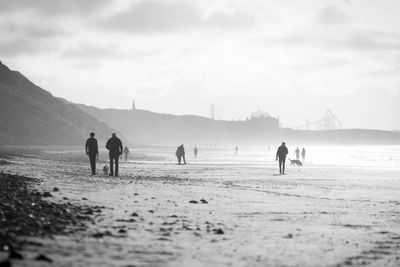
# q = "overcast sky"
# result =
<box><xmin>1</xmin><ymin>0</ymin><xmax>400</xmax><ymax>130</ymax></box>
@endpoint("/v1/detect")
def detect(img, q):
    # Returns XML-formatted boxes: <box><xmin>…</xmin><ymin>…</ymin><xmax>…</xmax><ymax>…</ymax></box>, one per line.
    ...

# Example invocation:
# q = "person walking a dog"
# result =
<box><xmin>276</xmin><ymin>142</ymin><xmax>289</xmax><ymax>175</ymax></box>
<box><xmin>85</xmin><ymin>132</ymin><xmax>98</xmax><ymax>176</ymax></box>
<box><xmin>106</xmin><ymin>133</ymin><xmax>123</xmax><ymax>177</ymax></box>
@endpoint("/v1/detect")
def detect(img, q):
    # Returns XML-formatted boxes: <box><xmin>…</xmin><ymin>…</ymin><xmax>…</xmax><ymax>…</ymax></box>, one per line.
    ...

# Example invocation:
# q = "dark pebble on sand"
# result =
<box><xmin>116</xmin><ymin>218</ymin><xmax>136</xmax><ymax>223</ymax></box>
<box><xmin>118</xmin><ymin>229</ymin><xmax>127</xmax><ymax>234</ymax></box>
<box><xmin>200</xmin><ymin>199</ymin><xmax>208</xmax><ymax>204</ymax></box>
<box><xmin>148</xmin><ymin>210</ymin><xmax>154</xmax><ymax>213</ymax></box>
<box><xmin>52</xmin><ymin>187</ymin><xmax>59</xmax><ymax>192</ymax></box>
<box><xmin>284</xmin><ymin>233</ymin><xmax>293</xmax><ymax>239</ymax></box>
<box><xmin>42</xmin><ymin>192</ymin><xmax>52</xmax><ymax>198</ymax></box>
<box><xmin>92</xmin><ymin>231</ymin><xmax>112</xmax><ymax>238</ymax></box>
<box><xmin>35</xmin><ymin>254</ymin><xmax>52</xmax><ymax>262</ymax></box>
<box><xmin>213</xmin><ymin>229</ymin><xmax>224</xmax><ymax>235</ymax></box>
<box><xmin>131</xmin><ymin>212</ymin><xmax>139</xmax><ymax>217</ymax></box>
<box><xmin>189</xmin><ymin>200</ymin><xmax>198</xmax><ymax>204</ymax></box>
<box><xmin>82</xmin><ymin>197</ymin><xmax>88</xmax><ymax>200</ymax></box>
<box><xmin>84</xmin><ymin>208</ymin><xmax>94</xmax><ymax>215</ymax></box>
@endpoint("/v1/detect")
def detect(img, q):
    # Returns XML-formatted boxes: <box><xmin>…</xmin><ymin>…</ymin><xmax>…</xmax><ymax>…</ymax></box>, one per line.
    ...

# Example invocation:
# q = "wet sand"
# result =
<box><xmin>1</xmin><ymin>149</ymin><xmax>400</xmax><ymax>266</ymax></box>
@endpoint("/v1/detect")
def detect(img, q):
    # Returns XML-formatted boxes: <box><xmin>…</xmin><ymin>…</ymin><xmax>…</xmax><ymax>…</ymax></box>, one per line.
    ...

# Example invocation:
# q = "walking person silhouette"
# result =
<box><xmin>106</xmin><ymin>133</ymin><xmax>123</xmax><ymax>177</ymax></box>
<box><xmin>123</xmin><ymin>146</ymin><xmax>130</xmax><ymax>162</ymax></box>
<box><xmin>176</xmin><ymin>144</ymin><xmax>187</xmax><ymax>164</ymax></box>
<box><xmin>85</xmin><ymin>132</ymin><xmax>98</xmax><ymax>175</ymax></box>
<box><xmin>276</xmin><ymin>142</ymin><xmax>289</xmax><ymax>175</ymax></box>
<box><xmin>295</xmin><ymin>147</ymin><xmax>300</xmax><ymax>160</ymax></box>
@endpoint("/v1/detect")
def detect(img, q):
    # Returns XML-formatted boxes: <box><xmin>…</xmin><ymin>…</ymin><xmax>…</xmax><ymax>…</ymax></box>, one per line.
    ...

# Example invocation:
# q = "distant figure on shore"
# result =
<box><xmin>106</xmin><ymin>133</ymin><xmax>123</xmax><ymax>177</ymax></box>
<box><xmin>194</xmin><ymin>146</ymin><xmax>198</xmax><ymax>158</ymax></box>
<box><xmin>276</xmin><ymin>142</ymin><xmax>289</xmax><ymax>175</ymax></box>
<box><xmin>85</xmin><ymin>132</ymin><xmax>98</xmax><ymax>176</ymax></box>
<box><xmin>176</xmin><ymin>144</ymin><xmax>186</xmax><ymax>164</ymax></box>
<box><xmin>235</xmin><ymin>146</ymin><xmax>238</xmax><ymax>154</ymax></box>
<box><xmin>302</xmin><ymin>147</ymin><xmax>306</xmax><ymax>162</ymax></box>
<box><xmin>295</xmin><ymin>147</ymin><xmax>300</xmax><ymax>160</ymax></box>
<box><xmin>123</xmin><ymin>146</ymin><xmax>130</xmax><ymax>162</ymax></box>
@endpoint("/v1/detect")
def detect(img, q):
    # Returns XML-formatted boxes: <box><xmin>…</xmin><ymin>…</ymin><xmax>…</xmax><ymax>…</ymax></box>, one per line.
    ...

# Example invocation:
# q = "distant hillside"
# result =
<box><xmin>0</xmin><ymin>61</ymin><xmax>116</xmax><ymax>146</ymax></box>
<box><xmin>78</xmin><ymin>105</ymin><xmax>400</xmax><ymax>146</ymax></box>
<box><xmin>77</xmin><ymin>105</ymin><xmax>280</xmax><ymax>146</ymax></box>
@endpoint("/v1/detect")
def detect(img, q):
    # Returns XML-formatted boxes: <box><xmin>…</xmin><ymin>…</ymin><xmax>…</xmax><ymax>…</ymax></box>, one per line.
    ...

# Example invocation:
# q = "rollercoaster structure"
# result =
<box><xmin>296</xmin><ymin>109</ymin><xmax>343</xmax><ymax>131</ymax></box>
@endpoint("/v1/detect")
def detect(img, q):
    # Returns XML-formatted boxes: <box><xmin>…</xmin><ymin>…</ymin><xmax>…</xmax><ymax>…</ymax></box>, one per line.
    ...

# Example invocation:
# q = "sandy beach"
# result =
<box><xmin>1</xmin><ymin>146</ymin><xmax>400</xmax><ymax>266</ymax></box>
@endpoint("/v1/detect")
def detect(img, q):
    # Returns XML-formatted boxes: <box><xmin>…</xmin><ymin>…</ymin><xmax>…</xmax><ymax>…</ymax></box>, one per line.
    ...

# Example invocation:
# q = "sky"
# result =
<box><xmin>1</xmin><ymin>0</ymin><xmax>400</xmax><ymax>130</ymax></box>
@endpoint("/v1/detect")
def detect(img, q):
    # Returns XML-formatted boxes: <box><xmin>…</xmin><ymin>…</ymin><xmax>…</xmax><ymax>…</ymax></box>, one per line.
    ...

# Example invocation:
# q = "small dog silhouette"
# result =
<box><xmin>103</xmin><ymin>165</ymin><xmax>109</xmax><ymax>175</ymax></box>
<box><xmin>289</xmin><ymin>159</ymin><xmax>303</xmax><ymax>166</ymax></box>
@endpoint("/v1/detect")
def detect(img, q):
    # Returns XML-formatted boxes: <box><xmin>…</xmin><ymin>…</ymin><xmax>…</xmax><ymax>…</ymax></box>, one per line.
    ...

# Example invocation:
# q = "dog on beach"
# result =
<box><xmin>289</xmin><ymin>159</ymin><xmax>303</xmax><ymax>166</ymax></box>
<box><xmin>103</xmin><ymin>164</ymin><xmax>109</xmax><ymax>175</ymax></box>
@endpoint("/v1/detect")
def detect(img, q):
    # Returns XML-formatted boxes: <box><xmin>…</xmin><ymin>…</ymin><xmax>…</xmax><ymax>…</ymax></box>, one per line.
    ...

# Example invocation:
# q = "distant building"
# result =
<box><xmin>132</xmin><ymin>99</ymin><xmax>136</xmax><ymax>110</ymax></box>
<box><xmin>250</xmin><ymin>110</ymin><xmax>270</xmax><ymax>119</ymax></box>
<box><xmin>247</xmin><ymin>109</ymin><xmax>280</xmax><ymax>129</ymax></box>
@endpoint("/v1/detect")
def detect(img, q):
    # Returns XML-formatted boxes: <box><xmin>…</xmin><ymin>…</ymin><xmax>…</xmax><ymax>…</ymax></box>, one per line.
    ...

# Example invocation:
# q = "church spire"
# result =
<box><xmin>132</xmin><ymin>99</ymin><xmax>136</xmax><ymax>110</ymax></box>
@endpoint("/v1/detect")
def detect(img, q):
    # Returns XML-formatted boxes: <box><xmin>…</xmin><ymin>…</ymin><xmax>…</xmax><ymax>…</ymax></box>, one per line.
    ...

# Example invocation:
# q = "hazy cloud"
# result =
<box><xmin>0</xmin><ymin>39</ymin><xmax>48</xmax><ymax>56</ymax></box>
<box><xmin>317</xmin><ymin>5</ymin><xmax>350</xmax><ymax>25</ymax></box>
<box><xmin>0</xmin><ymin>22</ymin><xmax>62</xmax><ymax>39</ymax></box>
<box><xmin>102</xmin><ymin>0</ymin><xmax>255</xmax><ymax>34</ymax></box>
<box><xmin>346</xmin><ymin>31</ymin><xmax>400</xmax><ymax>51</ymax></box>
<box><xmin>0</xmin><ymin>22</ymin><xmax>63</xmax><ymax>56</ymax></box>
<box><xmin>63</xmin><ymin>44</ymin><xmax>121</xmax><ymax>58</ymax></box>
<box><xmin>0</xmin><ymin>0</ymin><xmax>110</xmax><ymax>15</ymax></box>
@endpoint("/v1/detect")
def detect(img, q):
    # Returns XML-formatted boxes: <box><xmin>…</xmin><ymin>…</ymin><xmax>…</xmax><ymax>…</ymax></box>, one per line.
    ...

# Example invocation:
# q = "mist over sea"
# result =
<box><xmin>127</xmin><ymin>145</ymin><xmax>400</xmax><ymax>169</ymax></box>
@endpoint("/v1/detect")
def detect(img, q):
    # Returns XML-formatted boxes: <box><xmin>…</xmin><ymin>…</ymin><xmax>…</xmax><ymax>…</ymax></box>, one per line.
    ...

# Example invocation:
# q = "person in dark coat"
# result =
<box><xmin>276</xmin><ymin>142</ymin><xmax>289</xmax><ymax>175</ymax></box>
<box><xmin>106</xmin><ymin>133</ymin><xmax>123</xmax><ymax>177</ymax></box>
<box><xmin>85</xmin><ymin>132</ymin><xmax>98</xmax><ymax>175</ymax></box>
<box><xmin>175</xmin><ymin>144</ymin><xmax>186</xmax><ymax>164</ymax></box>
